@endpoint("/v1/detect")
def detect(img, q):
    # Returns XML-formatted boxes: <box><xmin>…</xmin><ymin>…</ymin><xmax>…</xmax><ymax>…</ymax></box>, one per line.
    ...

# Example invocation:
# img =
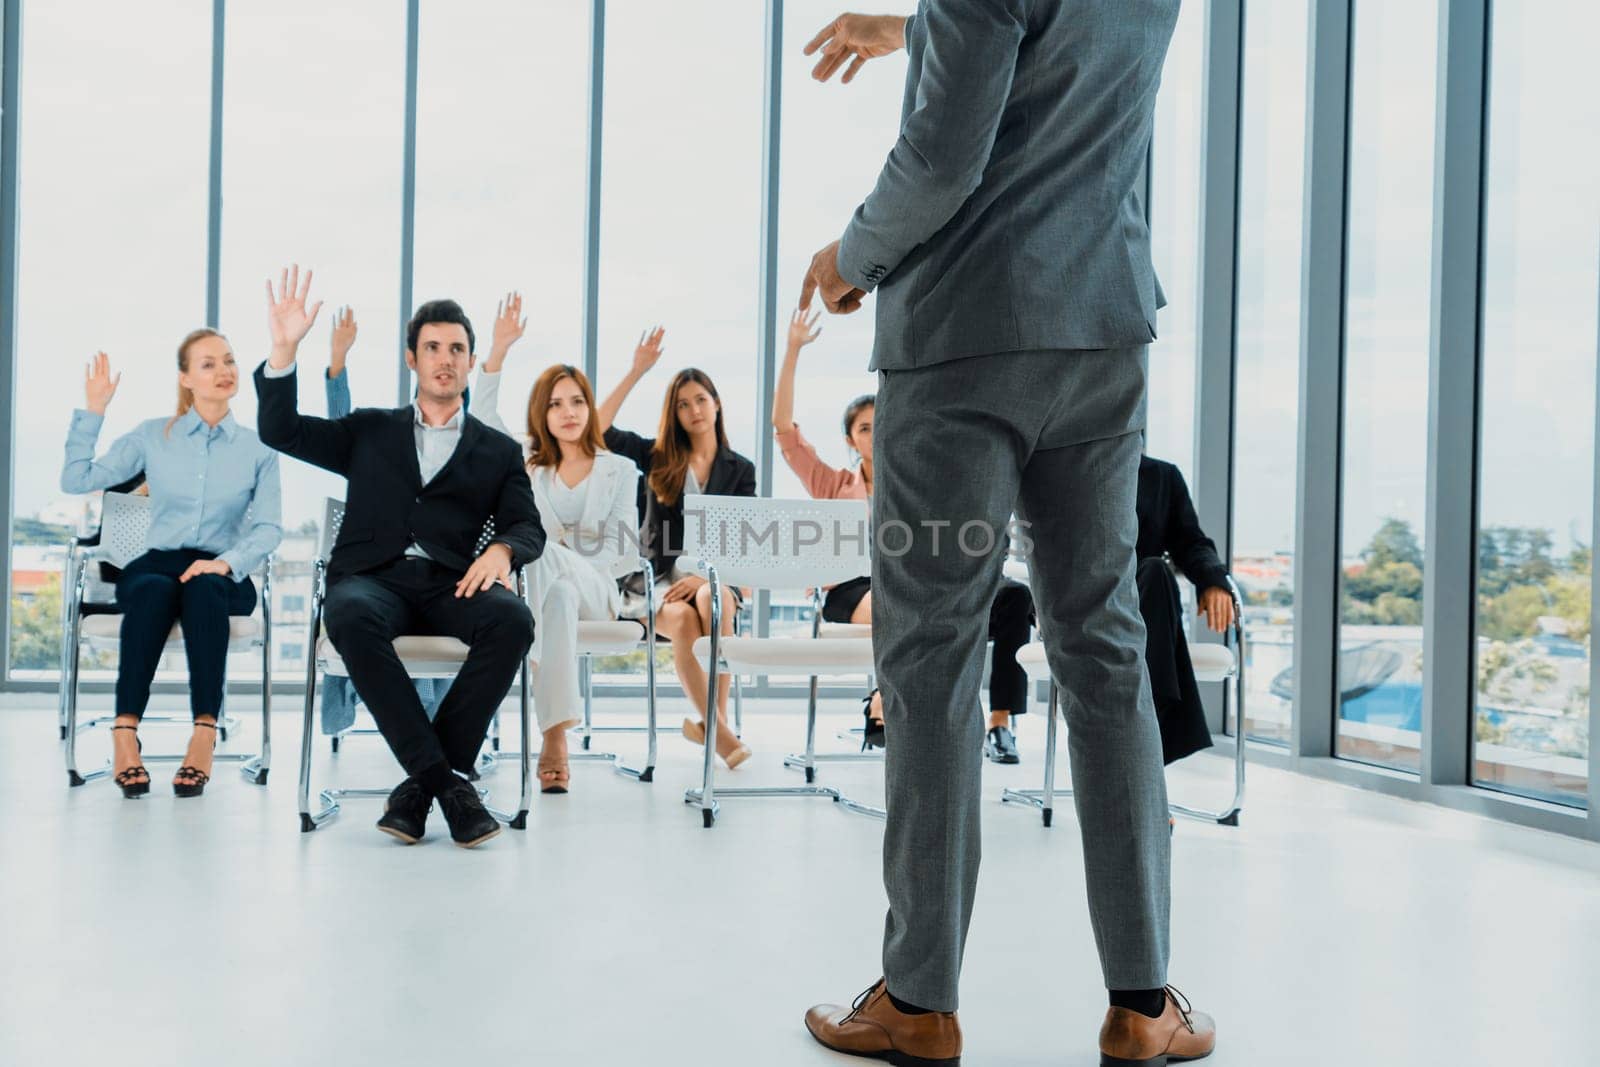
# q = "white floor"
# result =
<box><xmin>3</xmin><ymin>694</ymin><xmax>1597</xmax><ymax>1067</ymax></box>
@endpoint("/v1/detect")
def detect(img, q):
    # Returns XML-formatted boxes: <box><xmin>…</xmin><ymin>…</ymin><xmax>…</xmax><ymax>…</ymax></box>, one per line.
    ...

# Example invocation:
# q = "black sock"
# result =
<box><xmin>886</xmin><ymin>990</ymin><xmax>934</xmax><ymax>1016</ymax></box>
<box><xmin>1109</xmin><ymin>988</ymin><xmax>1167</xmax><ymax>1019</ymax></box>
<box><xmin>417</xmin><ymin>762</ymin><xmax>459</xmax><ymax>799</ymax></box>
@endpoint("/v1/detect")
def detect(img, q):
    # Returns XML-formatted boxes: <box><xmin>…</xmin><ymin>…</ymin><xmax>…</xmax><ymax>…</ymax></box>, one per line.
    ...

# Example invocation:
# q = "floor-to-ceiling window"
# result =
<box><xmin>593</xmin><ymin>0</ymin><xmax>765</xmax><ymax>463</ymax></box>
<box><xmin>1335</xmin><ymin>0</ymin><xmax>1441</xmax><ymax>772</ymax></box>
<box><xmin>218</xmin><ymin>1</ymin><xmax>407</xmax><ymax>675</ymax></box>
<box><xmin>412</xmin><ymin>0</ymin><xmax>589</xmax><ymax>426</ymax></box>
<box><xmin>1233</xmin><ymin>0</ymin><xmax>1311</xmax><ymax>744</ymax></box>
<box><xmin>1473</xmin><ymin>0</ymin><xmax>1598</xmax><ymax>807</ymax></box>
<box><xmin>8</xmin><ymin>1</ymin><xmax>211</xmax><ymax>679</ymax></box>
<box><xmin>770</xmin><ymin>0</ymin><xmax>903</xmax><ymax>507</ymax></box>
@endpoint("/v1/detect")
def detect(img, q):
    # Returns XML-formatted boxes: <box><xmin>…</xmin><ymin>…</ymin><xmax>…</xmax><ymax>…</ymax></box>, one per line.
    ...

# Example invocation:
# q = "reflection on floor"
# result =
<box><xmin>3</xmin><ymin>695</ymin><xmax>1597</xmax><ymax>1066</ymax></box>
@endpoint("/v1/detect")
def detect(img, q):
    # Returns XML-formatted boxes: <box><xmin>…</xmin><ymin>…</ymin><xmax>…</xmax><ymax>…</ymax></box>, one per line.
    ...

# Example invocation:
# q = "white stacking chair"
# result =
<box><xmin>61</xmin><ymin>491</ymin><xmax>273</xmax><ymax>787</ymax></box>
<box><xmin>1001</xmin><ymin>573</ymin><xmax>1247</xmax><ymax>827</ymax></box>
<box><xmin>682</xmin><ymin>494</ymin><xmax>884</xmax><ymax>827</ymax></box>
<box><xmin>297</xmin><ymin>499</ymin><xmax>533</xmax><ymax>832</ymax></box>
<box><xmin>566</xmin><ymin>585</ymin><xmax>752</xmax><ymax>760</ymax></box>
<box><xmin>483</xmin><ymin>556</ymin><xmax>661</xmax><ymax>783</ymax></box>
<box><xmin>781</xmin><ymin>612</ymin><xmax>881</xmax><ymax>777</ymax></box>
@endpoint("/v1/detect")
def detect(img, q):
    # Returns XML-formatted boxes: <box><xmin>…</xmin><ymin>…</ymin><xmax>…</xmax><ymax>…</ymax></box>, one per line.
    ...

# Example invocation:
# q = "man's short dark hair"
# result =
<box><xmin>406</xmin><ymin>299</ymin><xmax>475</xmax><ymax>355</ymax></box>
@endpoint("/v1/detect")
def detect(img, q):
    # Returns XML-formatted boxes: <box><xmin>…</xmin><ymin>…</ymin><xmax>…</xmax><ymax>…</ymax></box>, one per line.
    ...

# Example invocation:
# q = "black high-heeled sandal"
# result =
<box><xmin>173</xmin><ymin>721</ymin><xmax>216</xmax><ymax>798</ymax></box>
<box><xmin>111</xmin><ymin>724</ymin><xmax>149</xmax><ymax>799</ymax></box>
<box><xmin>861</xmin><ymin>688</ymin><xmax>886</xmax><ymax>751</ymax></box>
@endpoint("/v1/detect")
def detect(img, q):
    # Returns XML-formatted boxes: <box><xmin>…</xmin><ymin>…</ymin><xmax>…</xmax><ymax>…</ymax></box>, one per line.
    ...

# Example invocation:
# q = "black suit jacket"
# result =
<box><xmin>255</xmin><ymin>363</ymin><xmax>544</xmax><ymax>583</ymax></box>
<box><xmin>602</xmin><ymin>426</ymin><xmax>757</xmax><ymax>570</ymax></box>
<box><xmin>1137</xmin><ymin>456</ymin><xmax>1228</xmax><ymax>593</ymax></box>
<box><xmin>1135</xmin><ymin>456</ymin><xmax>1229</xmax><ymax>764</ymax></box>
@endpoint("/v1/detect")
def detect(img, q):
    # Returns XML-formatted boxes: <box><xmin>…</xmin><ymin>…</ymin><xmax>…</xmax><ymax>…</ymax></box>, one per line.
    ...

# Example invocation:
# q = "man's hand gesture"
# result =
<box><xmin>804</xmin><ymin>13</ymin><xmax>908</xmax><ymax>83</ymax></box>
<box><xmin>266</xmin><ymin>264</ymin><xmax>324</xmax><ymax>368</ymax></box>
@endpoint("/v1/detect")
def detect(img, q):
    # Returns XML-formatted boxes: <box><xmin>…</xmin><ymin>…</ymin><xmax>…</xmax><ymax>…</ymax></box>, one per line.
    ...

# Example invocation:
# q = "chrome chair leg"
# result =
<box><xmin>684</xmin><ymin>569</ymin><xmax>883</xmax><ymax>826</ymax></box>
<box><xmin>1001</xmin><ymin>683</ymin><xmax>1062</xmax><ymax>826</ymax></box>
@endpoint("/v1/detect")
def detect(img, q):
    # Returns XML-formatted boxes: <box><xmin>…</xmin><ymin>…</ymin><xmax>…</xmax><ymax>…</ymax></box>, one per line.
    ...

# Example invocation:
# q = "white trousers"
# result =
<box><xmin>528</xmin><ymin>543</ymin><xmax>620</xmax><ymax>733</ymax></box>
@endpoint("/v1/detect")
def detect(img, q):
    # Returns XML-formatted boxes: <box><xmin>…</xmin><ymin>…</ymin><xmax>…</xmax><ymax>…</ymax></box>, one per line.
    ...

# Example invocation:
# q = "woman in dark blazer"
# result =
<box><xmin>598</xmin><ymin>328</ymin><xmax>758</xmax><ymax>769</ymax></box>
<box><xmin>1136</xmin><ymin>454</ymin><xmax>1237</xmax><ymax>764</ymax></box>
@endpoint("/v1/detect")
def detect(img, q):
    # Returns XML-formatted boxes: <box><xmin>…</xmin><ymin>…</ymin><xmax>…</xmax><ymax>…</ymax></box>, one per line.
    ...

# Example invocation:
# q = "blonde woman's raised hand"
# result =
<box><xmin>84</xmin><ymin>351</ymin><xmax>120</xmax><ymax>415</ymax></box>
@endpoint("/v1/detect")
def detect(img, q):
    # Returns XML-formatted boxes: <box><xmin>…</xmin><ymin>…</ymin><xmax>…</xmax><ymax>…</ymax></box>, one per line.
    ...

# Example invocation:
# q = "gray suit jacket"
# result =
<box><xmin>837</xmin><ymin>0</ymin><xmax>1180</xmax><ymax>371</ymax></box>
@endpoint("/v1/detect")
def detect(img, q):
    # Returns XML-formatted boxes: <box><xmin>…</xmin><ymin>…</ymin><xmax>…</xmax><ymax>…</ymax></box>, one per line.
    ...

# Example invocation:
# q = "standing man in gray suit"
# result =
<box><xmin>798</xmin><ymin>4</ymin><xmax>1216</xmax><ymax>1065</ymax></box>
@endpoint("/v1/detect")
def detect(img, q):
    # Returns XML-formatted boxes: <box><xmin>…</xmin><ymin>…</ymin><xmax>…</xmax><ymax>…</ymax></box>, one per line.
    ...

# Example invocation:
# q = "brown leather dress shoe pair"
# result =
<box><xmin>805</xmin><ymin>979</ymin><xmax>962</xmax><ymax>1066</ymax></box>
<box><xmin>1098</xmin><ymin>986</ymin><xmax>1217</xmax><ymax>1066</ymax></box>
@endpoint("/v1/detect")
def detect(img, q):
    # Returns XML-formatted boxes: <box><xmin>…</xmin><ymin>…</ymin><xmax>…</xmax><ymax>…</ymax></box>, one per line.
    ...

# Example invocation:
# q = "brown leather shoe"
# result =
<box><xmin>1099</xmin><ymin>986</ymin><xmax>1216</xmax><ymax>1066</ymax></box>
<box><xmin>805</xmin><ymin>979</ymin><xmax>962</xmax><ymax>1066</ymax></box>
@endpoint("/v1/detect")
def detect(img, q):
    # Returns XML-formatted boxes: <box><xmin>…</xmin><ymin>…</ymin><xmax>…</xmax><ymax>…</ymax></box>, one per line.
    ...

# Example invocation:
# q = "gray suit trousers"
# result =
<box><xmin>873</xmin><ymin>346</ymin><xmax>1171</xmax><ymax>1010</ymax></box>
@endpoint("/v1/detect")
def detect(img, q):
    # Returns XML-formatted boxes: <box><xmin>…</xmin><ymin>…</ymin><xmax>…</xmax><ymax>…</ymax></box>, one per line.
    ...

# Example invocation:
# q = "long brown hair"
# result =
<box><xmin>164</xmin><ymin>328</ymin><xmax>224</xmax><ymax>436</ymax></box>
<box><xmin>525</xmin><ymin>364</ymin><xmax>606</xmax><ymax>470</ymax></box>
<box><xmin>648</xmin><ymin>368</ymin><xmax>728</xmax><ymax>507</ymax></box>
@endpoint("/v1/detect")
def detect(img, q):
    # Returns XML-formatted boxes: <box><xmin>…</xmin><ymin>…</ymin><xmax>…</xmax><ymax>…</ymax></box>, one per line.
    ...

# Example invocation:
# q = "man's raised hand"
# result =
<box><xmin>265</xmin><ymin>264</ymin><xmax>324</xmax><ymax>367</ymax></box>
<box><xmin>804</xmin><ymin>13</ymin><xmax>908</xmax><ymax>83</ymax></box>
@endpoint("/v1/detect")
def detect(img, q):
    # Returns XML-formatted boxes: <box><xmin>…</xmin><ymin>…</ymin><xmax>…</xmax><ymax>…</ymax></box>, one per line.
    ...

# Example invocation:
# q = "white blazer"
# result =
<box><xmin>473</xmin><ymin>370</ymin><xmax>642</xmax><ymax>611</ymax></box>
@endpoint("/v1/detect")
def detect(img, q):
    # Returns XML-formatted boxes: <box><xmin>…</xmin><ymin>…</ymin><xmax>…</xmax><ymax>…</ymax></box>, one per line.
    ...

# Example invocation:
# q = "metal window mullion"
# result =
<box><xmin>1588</xmin><ymin>245</ymin><xmax>1600</xmax><ymax>833</ymax></box>
<box><xmin>0</xmin><ymin>0</ymin><xmax>21</xmax><ymax>683</ymax></box>
<box><xmin>1290</xmin><ymin>0</ymin><xmax>1352</xmax><ymax>763</ymax></box>
<box><xmin>1420</xmin><ymin>0</ymin><xmax>1489</xmax><ymax>791</ymax></box>
<box><xmin>754</xmin><ymin>0</ymin><xmax>783</xmax><ymax>641</ymax></box>
<box><xmin>396</xmin><ymin>0</ymin><xmax>419</xmax><ymax>405</ymax></box>
<box><xmin>205</xmin><ymin>0</ymin><xmax>223</xmax><ymax>329</ymax></box>
<box><xmin>1193</xmin><ymin>0</ymin><xmax>1243</xmax><ymax>733</ymax></box>
<box><xmin>581</xmin><ymin>0</ymin><xmax>604</xmax><ymax>386</ymax></box>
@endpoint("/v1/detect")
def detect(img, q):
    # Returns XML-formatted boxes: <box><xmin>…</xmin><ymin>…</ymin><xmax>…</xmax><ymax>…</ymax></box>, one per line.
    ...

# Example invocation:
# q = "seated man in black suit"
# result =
<box><xmin>1136</xmin><ymin>453</ymin><xmax>1237</xmax><ymax>765</ymax></box>
<box><xmin>255</xmin><ymin>266</ymin><xmax>544</xmax><ymax>848</ymax></box>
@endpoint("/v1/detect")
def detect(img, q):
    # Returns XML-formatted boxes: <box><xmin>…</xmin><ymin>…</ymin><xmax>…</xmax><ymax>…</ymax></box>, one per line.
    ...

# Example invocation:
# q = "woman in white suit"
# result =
<box><xmin>474</xmin><ymin>295</ymin><xmax>641</xmax><ymax>794</ymax></box>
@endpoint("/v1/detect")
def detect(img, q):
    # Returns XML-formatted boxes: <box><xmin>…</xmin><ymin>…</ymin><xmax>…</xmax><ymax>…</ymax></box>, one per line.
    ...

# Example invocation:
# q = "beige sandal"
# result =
<box><xmin>681</xmin><ymin>717</ymin><xmax>706</xmax><ymax>745</ymax></box>
<box><xmin>538</xmin><ymin>757</ymin><xmax>570</xmax><ymax>795</ymax></box>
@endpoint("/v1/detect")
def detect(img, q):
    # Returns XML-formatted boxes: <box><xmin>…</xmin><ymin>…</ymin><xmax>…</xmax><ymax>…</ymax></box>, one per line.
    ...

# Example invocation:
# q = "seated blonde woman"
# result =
<box><xmin>473</xmin><ymin>293</ymin><xmax>641</xmax><ymax>794</ymax></box>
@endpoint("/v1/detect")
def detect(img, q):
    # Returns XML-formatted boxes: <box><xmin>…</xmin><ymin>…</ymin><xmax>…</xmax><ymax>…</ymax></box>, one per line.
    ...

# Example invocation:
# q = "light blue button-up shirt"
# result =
<box><xmin>61</xmin><ymin>408</ymin><xmax>283</xmax><ymax>582</ymax></box>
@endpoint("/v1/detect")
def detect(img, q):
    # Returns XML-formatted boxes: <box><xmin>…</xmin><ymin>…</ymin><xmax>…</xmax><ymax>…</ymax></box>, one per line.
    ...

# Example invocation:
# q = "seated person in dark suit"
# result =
<box><xmin>1136</xmin><ymin>454</ymin><xmax>1237</xmax><ymax>764</ymax></box>
<box><xmin>255</xmin><ymin>266</ymin><xmax>545</xmax><ymax>849</ymax></box>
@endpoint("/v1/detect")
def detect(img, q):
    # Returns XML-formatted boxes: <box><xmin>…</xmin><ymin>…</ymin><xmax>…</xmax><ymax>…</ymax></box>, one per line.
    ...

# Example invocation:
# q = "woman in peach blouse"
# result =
<box><xmin>772</xmin><ymin>309</ymin><xmax>1036</xmax><ymax>763</ymax></box>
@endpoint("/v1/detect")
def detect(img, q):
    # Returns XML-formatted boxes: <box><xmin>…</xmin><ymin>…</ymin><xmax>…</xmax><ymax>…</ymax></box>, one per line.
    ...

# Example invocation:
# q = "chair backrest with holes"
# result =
<box><xmin>319</xmin><ymin>498</ymin><xmax>346</xmax><ymax>562</ymax></box>
<box><xmin>682</xmin><ymin>495</ymin><xmax>870</xmax><ymax>590</ymax></box>
<box><xmin>98</xmin><ymin>493</ymin><xmax>154</xmax><ymax>569</ymax></box>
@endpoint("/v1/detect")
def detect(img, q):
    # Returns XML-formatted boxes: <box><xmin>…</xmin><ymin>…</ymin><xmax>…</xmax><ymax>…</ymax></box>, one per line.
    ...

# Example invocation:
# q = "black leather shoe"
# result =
<box><xmin>435</xmin><ymin>778</ymin><xmax>502</xmax><ymax>848</ymax></box>
<box><xmin>985</xmin><ymin>725</ymin><xmax>1021</xmax><ymax>765</ymax></box>
<box><xmin>861</xmin><ymin>688</ymin><xmax>886</xmax><ymax>751</ymax></box>
<box><xmin>375</xmin><ymin>777</ymin><xmax>431</xmax><ymax>844</ymax></box>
